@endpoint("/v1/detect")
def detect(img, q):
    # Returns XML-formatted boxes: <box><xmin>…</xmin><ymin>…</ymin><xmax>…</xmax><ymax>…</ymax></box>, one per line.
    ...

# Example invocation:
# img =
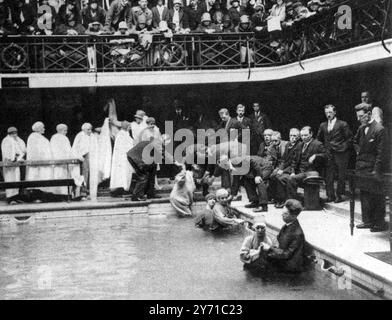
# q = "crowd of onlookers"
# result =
<box><xmin>0</xmin><ymin>0</ymin><xmax>341</xmax><ymax>40</ymax></box>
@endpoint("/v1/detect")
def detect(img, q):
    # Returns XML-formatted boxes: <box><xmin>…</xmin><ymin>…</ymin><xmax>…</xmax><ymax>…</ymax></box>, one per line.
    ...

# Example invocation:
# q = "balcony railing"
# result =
<box><xmin>0</xmin><ymin>0</ymin><xmax>390</xmax><ymax>74</ymax></box>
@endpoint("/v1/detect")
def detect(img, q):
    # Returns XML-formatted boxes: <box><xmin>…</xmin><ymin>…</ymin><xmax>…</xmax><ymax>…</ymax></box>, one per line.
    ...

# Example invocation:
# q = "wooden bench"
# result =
<box><xmin>0</xmin><ymin>159</ymin><xmax>82</xmax><ymax>202</ymax></box>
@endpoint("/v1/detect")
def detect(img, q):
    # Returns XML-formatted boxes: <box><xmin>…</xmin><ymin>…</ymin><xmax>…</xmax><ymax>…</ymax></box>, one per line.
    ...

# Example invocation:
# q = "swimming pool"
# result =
<box><xmin>0</xmin><ymin>213</ymin><xmax>375</xmax><ymax>300</ymax></box>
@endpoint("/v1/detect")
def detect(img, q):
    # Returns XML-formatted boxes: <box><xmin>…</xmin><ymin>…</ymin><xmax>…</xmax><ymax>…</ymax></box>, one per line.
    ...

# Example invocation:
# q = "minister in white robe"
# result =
<box><xmin>1</xmin><ymin>127</ymin><xmax>26</xmax><ymax>201</ymax></box>
<box><xmin>50</xmin><ymin>124</ymin><xmax>83</xmax><ymax>195</ymax></box>
<box><xmin>110</xmin><ymin>121</ymin><xmax>135</xmax><ymax>195</ymax></box>
<box><xmin>26</xmin><ymin>121</ymin><xmax>54</xmax><ymax>192</ymax></box>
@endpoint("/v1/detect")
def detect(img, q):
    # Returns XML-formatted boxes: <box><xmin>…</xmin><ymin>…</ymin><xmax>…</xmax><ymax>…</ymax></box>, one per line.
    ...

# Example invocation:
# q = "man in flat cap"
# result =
<box><xmin>1</xmin><ymin>127</ymin><xmax>26</xmax><ymax>204</ymax></box>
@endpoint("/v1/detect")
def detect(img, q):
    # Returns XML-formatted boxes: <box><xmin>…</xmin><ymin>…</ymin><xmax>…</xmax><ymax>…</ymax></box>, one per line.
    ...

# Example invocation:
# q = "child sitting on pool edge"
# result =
<box><xmin>195</xmin><ymin>193</ymin><xmax>217</xmax><ymax>230</ymax></box>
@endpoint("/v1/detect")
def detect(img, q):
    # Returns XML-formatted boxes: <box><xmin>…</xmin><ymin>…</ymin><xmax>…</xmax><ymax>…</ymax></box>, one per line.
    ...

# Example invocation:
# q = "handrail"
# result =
<box><xmin>0</xmin><ymin>159</ymin><xmax>82</xmax><ymax>167</ymax></box>
<box><xmin>0</xmin><ymin>0</ymin><xmax>390</xmax><ymax>73</ymax></box>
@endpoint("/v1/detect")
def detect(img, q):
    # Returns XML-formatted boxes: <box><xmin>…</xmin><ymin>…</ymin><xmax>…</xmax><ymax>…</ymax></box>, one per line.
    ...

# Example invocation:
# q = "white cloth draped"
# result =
<box><xmin>110</xmin><ymin>130</ymin><xmax>134</xmax><ymax>191</ymax></box>
<box><xmin>26</xmin><ymin>132</ymin><xmax>53</xmax><ymax>192</ymax></box>
<box><xmin>50</xmin><ymin>133</ymin><xmax>82</xmax><ymax>195</ymax></box>
<box><xmin>1</xmin><ymin>135</ymin><xmax>26</xmax><ymax>198</ymax></box>
<box><xmin>170</xmin><ymin>170</ymin><xmax>196</xmax><ymax>217</ymax></box>
<box><xmin>130</xmin><ymin>121</ymin><xmax>148</xmax><ymax>144</ymax></box>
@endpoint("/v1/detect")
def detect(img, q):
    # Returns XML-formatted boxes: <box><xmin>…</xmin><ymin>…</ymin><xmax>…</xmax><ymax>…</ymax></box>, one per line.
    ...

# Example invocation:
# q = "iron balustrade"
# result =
<box><xmin>0</xmin><ymin>0</ymin><xmax>390</xmax><ymax>73</ymax></box>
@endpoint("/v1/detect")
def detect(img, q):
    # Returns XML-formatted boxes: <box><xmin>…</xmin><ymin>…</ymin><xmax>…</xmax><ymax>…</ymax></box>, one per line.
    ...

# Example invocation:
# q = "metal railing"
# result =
<box><xmin>0</xmin><ymin>0</ymin><xmax>390</xmax><ymax>74</ymax></box>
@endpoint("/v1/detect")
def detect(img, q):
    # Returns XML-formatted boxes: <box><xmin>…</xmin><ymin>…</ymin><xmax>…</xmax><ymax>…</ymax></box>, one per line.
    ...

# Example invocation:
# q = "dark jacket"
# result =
<box><xmin>228</xmin><ymin>6</ymin><xmax>246</xmax><ymax>26</ymax></box>
<box><xmin>354</xmin><ymin>121</ymin><xmax>385</xmax><ymax>174</ymax></box>
<box><xmin>245</xmin><ymin>155</ymin><xmax>274</xmax><ymax>179</ymax></box>
<box><xmin>151</xmin><ymin>5</ymin><xmax>170</xmax><ymax>28</ymax></box>
<box><xmin>268</xmin><ymin>219</ymin><xmax>305</xmax><ymax>272</ymax></box>
<box><xmin>249</xmin><ymin>111</ymin><xmax>272</xmax><ymax>139</ymax></box>
<box><xmin>168</xmin><ymin>8</ymin><xmax>188</xmax><ymax>30</ymax></box>
<box><xmin>81</xmin><ymin>6</ymin><xmax>106</xmax><ymax>28</ymax></box>
<box><xmin>257</xmin><ymin>142</ymin><xmax>278</xmax><ymax>167</ymax></box>
<box><xmin>167</xmin><ymin>109</ymin><xmax>191</xmax><ymax>131</ymax></box>
<box><xmin>316</xmin><ymin>119</ymin><xmax>352</xmax><ymax>154</ymax></box>
<box><xmin>12</xmin><ymin>3</ymin><xmax>36</xmax><ymax>33</ymax></box>
<box><xmin>278</xmin><ymin>140</ymin><xmax>301</xmax><ymax>174</ymax></box>
<box><xmin>235</xmin><ymin>116</ymin><xmax>252</xmax><ymax>129</ymax></box>
<box><xmin>293</xmin><ymin>138</ymin><xmax>326</xmax><ymax>174</ymax></box>
<box><xmin>104</xmin><ymin>0</ymin><xmax>132</xmax><ymax>30</ymax></box>
<box><xmin>184</xmin><ymin>4</ymin><xmax>204</xmax><ymax>30</ymax></box>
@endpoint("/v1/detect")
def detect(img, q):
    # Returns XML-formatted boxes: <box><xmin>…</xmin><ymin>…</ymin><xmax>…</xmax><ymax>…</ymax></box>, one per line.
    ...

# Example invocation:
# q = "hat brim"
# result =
<box><xmin>304</xmin><ymin>176</ymin><xmax>324</xmax><ymax>184</ymax></box>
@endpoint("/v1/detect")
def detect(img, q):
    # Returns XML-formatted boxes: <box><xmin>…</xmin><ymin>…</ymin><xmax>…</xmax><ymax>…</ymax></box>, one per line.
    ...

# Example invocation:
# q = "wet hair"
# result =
<box><xmin>324</xmin><ymin>104</ymin><xmax>336</xmax><ymax>112</ymax></box>
<box><xmin>301</xmin><ymin>126</ymin><xmax>313</xmax><ymax>135</ymax></box>
<box><xmin>284</xmin><ymin>199</ymin><xmax>303</xmax><ymax>216</ymax></box>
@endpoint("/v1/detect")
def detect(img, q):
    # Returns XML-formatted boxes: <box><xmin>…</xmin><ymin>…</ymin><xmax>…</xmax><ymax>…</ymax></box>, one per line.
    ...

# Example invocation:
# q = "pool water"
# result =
<box><xmin>0</xmin><ymin>214</ymin><xmax>375</xmax><ymax>300</ymax></box>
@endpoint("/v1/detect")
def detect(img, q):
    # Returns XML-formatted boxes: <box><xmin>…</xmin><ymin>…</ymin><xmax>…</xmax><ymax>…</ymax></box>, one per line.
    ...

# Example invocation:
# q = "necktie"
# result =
<box><xmin>364</xmin><ymin>124</ymin><xmax>370</xmax><ymax>135</ymax></box>
<box><xmin>302</xmin><ymin>142</ymin><xmax>308</xmax><ymax>153</ymax></box>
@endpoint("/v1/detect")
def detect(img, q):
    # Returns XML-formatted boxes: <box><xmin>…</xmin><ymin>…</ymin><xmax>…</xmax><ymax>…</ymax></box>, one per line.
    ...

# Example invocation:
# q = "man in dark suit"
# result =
<box><xmin>167</xmin><ymin>99</ymin><xmax>190</xmax><ymax>132</ymax></box>
<box><xmin>151</xmin><ymin>0</ymin><xmax>170</xmax><ymax>28</ymax></box>
<box><xmin>271</xmin><ymin>128</ymin><xmax>301</xmax><ymax>208</ymax></box>
<box><xmin>168</xmin><ymin>0</ymin><xmax>188</xmax><ymax>31</ymax></box>
<box><xmin>284</xmin><ymin>126</ymin><xmax>326</xmax><ymax>200</ymax></box>
<box><xmin>235</xmin><ymin>104</ymin><xmax>252</xmax><ymax>129</ymax></box>
<box><xmin>354</xmin><ymin>104</ymin><xmax>387</xmax><ymax>232</ymax></box>
<box><xmin>228</xmin><ymin>0</ymin><xmax>246</xmax><ymax>27</ymax></box>
<box><xmin>267</xmin><ymin>199</ymin><xmax>306</xmax><ymax>273</ymax></box>
<box><xmin>127</xmin><ymin>135</ymin><xmax>180</xmax><ymax>201</ymax></box>
<box><xmin>184</xmin><ymin>0</ymin><xmax>204</xmax><ymax>31</ymax></box>
<box><xmin>218</xmin><ymin>108</ymin><xmax>242</xmax><ymax>140</ymax></box>
<box><xmin>249</xmin><ymin>102</ymin><xmax>272</xmax><ymax>155</ymax></box>
<box><xmin>316</xmin><ymin>104</ymin><xmax>352</xmax><ymax>203</ymax></box>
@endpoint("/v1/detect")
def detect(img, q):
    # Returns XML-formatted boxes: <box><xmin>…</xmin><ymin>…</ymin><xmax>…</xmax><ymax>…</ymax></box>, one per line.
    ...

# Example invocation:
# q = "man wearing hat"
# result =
<box><xmin>267</xmin><ymin>199</ymin><xmax>306</xmax><ymax>273</ymax></box>
<box><xmin>1</xmin><ymin>127</ymin><xmax>26</xmax><ymax>204</ymax></box>
<box><xmin>81</xmin><ymin>0</ymin><xmax>106</xmax><ymax>28</ymax></box>
<box><xmin>221</xmin><ymin>13</ymin><xmax>234</xmax><ymax>32</ymax></box>
<box><xmin>240</xmin><ymin>215</ymin><xmax>273</xmax><ymax>271</ymax></box>
<box><xmin>185</xmin><ymin>0</ymin><xmax>204</xmax><ymax>31</ymax></box>
<box><xmin>284</xmin><ymin>126</ymin><xmax>326</xmax><ymax>200</ymax></box>
<box><xmin>228</xmin><ymin>0</ymin><xmax>246</xmax><ymax>27</ymax></box>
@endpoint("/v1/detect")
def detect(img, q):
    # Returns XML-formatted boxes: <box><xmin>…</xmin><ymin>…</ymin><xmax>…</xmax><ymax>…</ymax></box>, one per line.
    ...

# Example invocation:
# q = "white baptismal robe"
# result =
<box><xmin>1</xmin><ymin>135</ymin><xmax>26</xmax><ymax>198</ymax></box>
<box><xmin>110</xmin><ymin>130</ymin><xmax>135</xmax><ymax>191</ymax></box>
<box><xmin>130</xmin><ymin>121</ymin><xmax>148</xmax><ymax>144</ymax></box>
<box><xmin>26</xmin><ymin>132</ymin><xmax>53</xmax><ymax>192</ymax></box>
<box><xmin>50</xmin><ymin>133</ymin><xmax>82</xmax><ymax>195</ymax></box>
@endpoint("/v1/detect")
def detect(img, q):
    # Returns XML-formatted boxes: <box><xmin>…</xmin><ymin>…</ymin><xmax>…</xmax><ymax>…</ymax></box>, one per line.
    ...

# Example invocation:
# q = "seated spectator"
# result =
<box><xmin>104</xmin><ymin>0</ymin><xmax>132</xmax><ymax>32</ymax></box>
<box><xmin>235</xmin><ymin>15</ymin><xmax>254</xmax><ymax>64</ymax></box>
<box><xmin>130</xmin><ymin>13</ymin><xmax>151</xmax><ymax>33</ymax></box>
<box><xmin>228</xmin><ymin>0</ymin><xmax>246</xmax><ymax>27</ymax></box>
<box><xmin>82</xmin><ymin>0</ymin><xmax>106</xmax><ymax>29</ymax></box>
<box><xmin>257</xmin><ymin>129</ymin><xmax>277</xmax><ymax>167</ymax></box>
<box><xmin>33</xmin><ymin>2</ymin><xmax>56</xmax><ymax>35</ymax></box>
<box><xmin>194</xmin><ymin>12</ymin><xmax>220</xmax><ymax>33</ymax></box>
<box><xmin>266</xmin><ymin>0</ymin><xmax>286</xmax><ymax>47</ymax></box>
<box><xmin>307</xmin><ymin>0</ymin><xmax>333</xmax><ymax>15</ymax></box>
<box><xmin>240</xmin><ymin>216</ymin><xmax>273</xmax><ymax>271</ymax></box>
<box><xmin>212</xmin><ymin>188</ymin><xmax>244</xmax><ymax>230</ymax></box>
<box><xmin>270</xmin><ymin>128</ymin><xmax>301</xmax><ymax>208</ymax></box>
<box><xmin>113</xmin><ymin>20</ymin><xmax>131</xmax><ymax>34</ymax></box>
<box><xmin>195</xmin><ymin>193</ymin><xmax>216</xmax><ymax>230</ymax></box>
<box><xmin>185</xmin><ymin>0</ymin><xmax>203</xmax><ymax>31</ymax></box>
<box><xmin>130</xmin><ymin>0</ymin><xmax>153</xmax><ymax>29</ymax></box>
<box><xmin>211</xmin><ymin>9</ymin><xmax>224</xmax><ymax>27</ymax></box>
<box><xmin>267</xmin><ymin>199</ymin><xmax>306</xmax><ymax>273</ymax></box>
<box><xmin>12</xmin><ymin>0</ymin><xmax>37</xmax><ymax>35</ymax></box>
<box><xmin>221</xmin><ymin>13</ymin><xmax>234</xmax><ymax>32</ymax></box>
<box><xmin>169</xmin><ymin>0</ymin><xmax>189</xmax><ymax>33</ymax></box>
<box><xmin>251</xmin><ymin>4</ymin><xmax>267</xmax><ymax>33</ymax></box>
<box><xmin>271</xmin><ymin>130</ymin><xmax>288</xmax><ymax>164</ymax></box>
<box><xmin>170</xmin><ymin>166</ymin><xmax>196</xmax><ymax>217</ymax></box>
<box><xmin>151</xmin><ymin>0</ymin><xmax>170</xmax><ymax>28</ymax></box>
<box><xmin>85</xmin><ymin>20</ymin><xmax>104</xmax><ymax>35</ymax></box>
<box><xmin>55</xmin><ymin>0</ymin><xmax>85</xmax><ymax>35</ymax></box>
<box><xmin>0</xmin><ymin>0</ymin><xmax>13</xmax><ymax>35</ymax></box>
<box><xmin>275</xmin><ymin>126</ymin><xmax>326</xmax><ymax>202</ymax></box>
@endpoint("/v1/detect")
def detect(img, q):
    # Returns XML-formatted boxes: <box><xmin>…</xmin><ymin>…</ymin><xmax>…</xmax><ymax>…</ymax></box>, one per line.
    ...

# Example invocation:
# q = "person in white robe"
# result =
<box><xmin>26</xmin><ymin>121</ymin><xmax>54</xmax><ymax>192</ymax></box>
<box><xmin>110</xmin><ymin>121</ymin><xmax>135</xmax><ymax>196</ymax></box>
<box><xmin>170</xmin><ymin>166</ymin><xmax>196</xmax><ymax>217</ymax></box>
<box><xmin>130</xmin><ymin>110</ymin><xmax>148</xmax><ymax>144</ymax></box>
<box><xmin>72</xmin><ymin>123</ymin><xmax>94</xmax><ymax>197</ymax></box>
<box><xmin>50</xmin><ymin>124</ymin><xmax>83</xmax><ymax>196</ymax></box>
<box><xmin>1</xmin><ymin>127</ymin><xmax>26</xmax><ymax>203</ymax></box>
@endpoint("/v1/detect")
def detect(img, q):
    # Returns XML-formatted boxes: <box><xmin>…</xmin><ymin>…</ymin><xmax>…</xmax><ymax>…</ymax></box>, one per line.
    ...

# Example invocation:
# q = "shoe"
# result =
<box><xmin>274</xmin><ymin>202</ymin><xmax>285</xmax><ymax>209</ymax></box>
<box><xmin>370</xmin><ymin>224</ymin><xmax>388</xmax><ymax>233</ymax></box>
<box><xmin>325</xmin><ymin>197</ymin><xmax>335</xmax><ymax>203</ymax></box>
<box><xmin>244</xmin><ymin>202</ymin><xmax>259</xmax><ymax>209</ymax></box>
<box><xmin>131</xmin><ymin>196</ymin><xmax>148</xmax><ymax>202</ymax></box>
<box><xmin>334</xmin><ymin>196</ymin><xmax>344</xmax><ymax>203</ymax></box>
<box><xmin>147</xmin><ymin>195</ymin><xmax>161</xmax><ymax>199</ymax></box>
<box><xmin>253</xmin><ymin>205</ymin><xmax>268</xmax><ymax>213</ymax></box>
<box><xmin>356</xmin><ymin>223</ymin><xmax>373</xmax><ymax>229</ymax></box>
